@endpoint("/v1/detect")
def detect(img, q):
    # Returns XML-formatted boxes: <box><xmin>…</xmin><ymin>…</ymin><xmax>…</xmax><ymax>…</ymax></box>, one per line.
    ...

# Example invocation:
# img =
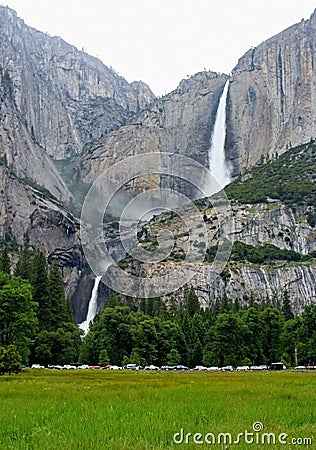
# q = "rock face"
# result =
<box><xmin>189</xmin><ymin>263</ymin><xmax>316</xmax><ymax>315</ymax></box>
<box><xmin>137</xmin><ymin>261</ymin><xmax>316</xmax><ymax>315</ymax></box>
<box><xmin>226</xmin><ymin>9</ymin><xmax>316</xmax><ymax>176</ymax></box>
<box><xmin>0</xmin><ymin>7</ymin><xmax>155</xmax><ymax>160</ymax></box>
<box><xmin>0</xmin><ymin>164</ymin><xmax>82</xmax><ymax>301</ymax></box>
<box><xmin>0</xmin><ymin>6</ymin><xmax>155</xmax><ymax>318</ymax></box>
<box><xmin>227</xmin><ymin>203</ymin><xmax>315</xmax><ymax>255</ymax></box>
<box><xmin>118</xmin><ymin>198</ymin><xmax>316</xmax><ymax>314</ymax></box>
<box><xmin>80</xmin><ymin>71</ymin><xmax>229</xmax><ymax>198</ymax></box>
<box><xmin>0</xmin><ymin>68</ymin><xmax>71</xmax><ymax>202</ymax></box>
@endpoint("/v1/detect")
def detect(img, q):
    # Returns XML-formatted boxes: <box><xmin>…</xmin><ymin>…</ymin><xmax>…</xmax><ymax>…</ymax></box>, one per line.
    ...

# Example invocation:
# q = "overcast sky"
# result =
<box><xmin>3</xmin><ymin>0</ymin><xmax>315</xmax><ymax>96</ymax></box>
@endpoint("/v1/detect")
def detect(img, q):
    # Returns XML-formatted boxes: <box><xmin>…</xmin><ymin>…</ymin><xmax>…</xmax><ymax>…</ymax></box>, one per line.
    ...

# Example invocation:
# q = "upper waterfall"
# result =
<box><xmin>205</xmin><ymin>80</ymin><xmax>231</xmax><ymax>195</ymax></box>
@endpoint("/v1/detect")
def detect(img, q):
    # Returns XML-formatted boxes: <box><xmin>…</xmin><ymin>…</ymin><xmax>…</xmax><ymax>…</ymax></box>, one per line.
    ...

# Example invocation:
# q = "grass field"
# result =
<box><xmin>0</xmin><ymin>370</ymin><xmax>315</xmax><ymax>450</ymax></box>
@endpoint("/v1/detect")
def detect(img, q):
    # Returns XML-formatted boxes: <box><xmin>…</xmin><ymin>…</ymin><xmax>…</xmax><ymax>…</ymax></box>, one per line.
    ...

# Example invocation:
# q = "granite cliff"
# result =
<box><xmin>0</xmin><ymin>66</ymin><xmax>70</xmax><ymax>202</ymax></box>
<box><xmin>0</xmin><ymin>163</ymin><xmax>82</xmax><ymax>300</ymax></box>
<box><xmin>116</xmin><ymin>142</ymin><xmax>316</xmax><ymax>313</ymax></box>
<box><xmin>79</xmin><ymin>71</ymin><xmax>228</xmax><ymax>200</ymax></box>
<box><xmin>0</xmin><ymin>7</ymin><xmax>155</xmax><ymax>160</ymax></box>
<box><xmin>226</xmin><ymin>9</ymin><xmax>316</xmax><ymax>176</ymax></box>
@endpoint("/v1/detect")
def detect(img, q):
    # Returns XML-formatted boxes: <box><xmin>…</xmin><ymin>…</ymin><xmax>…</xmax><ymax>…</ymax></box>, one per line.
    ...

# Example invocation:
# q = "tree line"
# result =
<box><xmin>0</xmin><ymin>248</ymin><xmax>81</xmax><ymax>373</ymax></box>
<box><xmin>0</xmin><ymin>248</ymin><xmax>315</xmax><ymax>372</ymax></box>
<box><xmin>80</xmin><ymin>288</ymin><xmax>316</xmax><ymax>369</ymax></box>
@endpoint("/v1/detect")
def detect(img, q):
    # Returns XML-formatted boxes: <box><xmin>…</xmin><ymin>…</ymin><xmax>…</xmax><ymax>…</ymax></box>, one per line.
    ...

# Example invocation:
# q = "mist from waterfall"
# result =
<box><xmin>205</xmin><ymin>80</ymin><xmax>231</xmax><ymax>196</ymax></box>
<box><xmin>79</xmin><ymin>275</ymin><xmax>102</xmax><ymax>334</ymax></box>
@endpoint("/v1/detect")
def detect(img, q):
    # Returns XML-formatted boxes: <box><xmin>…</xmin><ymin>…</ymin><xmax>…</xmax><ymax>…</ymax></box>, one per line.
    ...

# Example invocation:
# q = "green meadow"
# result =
<box><xmin>0</xmin><ymin>370</ymin><xmax>315</xmax><ymax>450</ymax></box>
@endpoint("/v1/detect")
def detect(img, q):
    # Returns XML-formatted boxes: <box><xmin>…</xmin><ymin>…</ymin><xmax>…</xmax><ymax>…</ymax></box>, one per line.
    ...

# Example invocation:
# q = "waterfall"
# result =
<box><xmin>79</xmin><ymin>275</ymin><xmax>102</xmax><ymax>334</ymax></box>
<box><xmin>205</xmin><ymin>80</ymin><xmax>231</xmax><ymax>195</ymax></box>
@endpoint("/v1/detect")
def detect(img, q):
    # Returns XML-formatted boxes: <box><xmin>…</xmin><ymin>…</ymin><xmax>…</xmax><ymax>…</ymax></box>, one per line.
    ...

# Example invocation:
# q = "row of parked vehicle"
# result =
<box><xmin>194</xmin><ymin>363</ymin><xmax>316</xmax><ymax>371</ymax></box>
<box><xmin>193</xmin><ymin>365</ymin><xmax>268</xmax><ymax>371</ymax></box>
<box><xmin>31</xmin><ymin>362</ymin><xmax>316</xmax><ymax>371</ymax></box>
<box><xmin>31</xmin><ymin>363</ymin><xmax>191</xmax><ymax>371</ymax></box>
<box><xmin>31</xmin><ymin>363</ymin><xmax>162</xmax><ymax>370</ymax></box>
<box><xmin>294</xmin><ymin>365</ymin><xmax>316</xmax><ymax>370</ymax></box>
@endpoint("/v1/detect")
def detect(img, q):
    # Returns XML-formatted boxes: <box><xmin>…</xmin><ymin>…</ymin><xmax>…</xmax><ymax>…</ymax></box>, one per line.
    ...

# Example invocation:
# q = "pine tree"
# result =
<box><xmin>107</xmin><ymin>293</ymin><xmax>123</xmax><ymax>308</ymax></box>
<box><xmin>0</xmin><ymin>248</ymin><xmax>10</xmax><ymax>275</ymax></box>
<box><xmin>0</xmin><ymin>275</ymin><xmax>38</xmax><ymax>364</ymax></box>
<box><xmin>281</xmin><ymin>291</ymin><xmax>294</xmax><ymax>321</ymax></box>
<box><xmin>99</xmin><ymin>349</ymin><xmax>110</xmax><ymax>366</ymax></box>
<box><xmin>47</xmin><ymin>261</ymin><xmax>73</xmax><ymax>329</ymax></box>
<box><xmin>184</xmin><ymin>286</ymin><xmax>200</xmax><ymax>317</ymax></box>
<box><xmin>139</xmin><ymin>298</ymin><xmax>147</xmax><ymax>314</ymax></box>
<box><xmin>31</xmin><ymin>251</ymin><xmax>50</xmax><ymax>330</ymax></box>
<box><xmin>14</xmin><ymin>247</ymin><xmax>34</xmax><ymax>280</ymax></box>
<box><xmin>166</xmin><ymin>348</ymin><xmax>181</xmax><ymax>365</ymax></box>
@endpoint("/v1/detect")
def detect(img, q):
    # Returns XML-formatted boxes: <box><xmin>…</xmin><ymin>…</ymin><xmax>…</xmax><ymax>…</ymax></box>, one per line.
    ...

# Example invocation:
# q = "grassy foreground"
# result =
<box><xmin>0</xmin><ymin>371</ymin><xmax>315</xmax><ymax>450</ymax></box>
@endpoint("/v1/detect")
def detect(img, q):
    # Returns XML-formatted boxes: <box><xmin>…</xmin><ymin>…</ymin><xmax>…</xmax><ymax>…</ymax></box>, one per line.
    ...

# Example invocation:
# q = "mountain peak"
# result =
<box><xmin>308</xmin><ymin>8</ymin><xmax>316</xmax><ymax>27</ymax></box>
<box><xmin>0</xmin><ymin>7</ymin><xmax>156</xmax><ymax>159</ymax></box>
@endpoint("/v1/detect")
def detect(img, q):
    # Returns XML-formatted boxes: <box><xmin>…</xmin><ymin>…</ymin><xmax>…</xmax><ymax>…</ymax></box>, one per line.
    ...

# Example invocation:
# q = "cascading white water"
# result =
<box><xmin>205</xmin><ymin>80</ymin><xmax>231</xmax><ymax>195</ymax></box>
<box><xmin>79</xmin><ymin>275</ymin><xmax>102</xmax><ymax>334</ymax></box>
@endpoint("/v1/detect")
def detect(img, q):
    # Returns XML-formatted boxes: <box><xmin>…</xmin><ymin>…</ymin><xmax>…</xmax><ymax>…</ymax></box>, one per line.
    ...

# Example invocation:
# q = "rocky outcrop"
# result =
<box><xmin>0</xmin><ymin>7</ymin><xmax>155</xmax><ymax>159</ymax></box>
<box><xmin>227</xmin><ymin>203</ymin><xmax>316</xmax><ymax>255</ymax></box>
<box><xmin>0</xmin><ymin>69</ymin><xmax>71</xmax><ymax>202</ymax></box>
<box><xmin>226</xmin><ymin>9</ymin><xmax>316</xmax><ymax>176</ymax></box>
<box><xmin>190</xmin><ymin>263</ymin><xmax>315</xmax><ymax>315</ymax></box>
<box><xmin>118</xmin><ymin>198</ymin><xmax>316</xmax><ymax>313</ymax></box>
<box><xmin>136</xmin><ymin>261</ymin><xmax>316</xmax><ymax>315</ymax></box>
<box><xmin>0</xmin><ymin>164</ymin><xmax>83</xmax><ymax>299</ymax></box>
<box><xmin>0</xmin><ymin>6</ymin><xmax>157</xmax><ymax>315</ymax></box>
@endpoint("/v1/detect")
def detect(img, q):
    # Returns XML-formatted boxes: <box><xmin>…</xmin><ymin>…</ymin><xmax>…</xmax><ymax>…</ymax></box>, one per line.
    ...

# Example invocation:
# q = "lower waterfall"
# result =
<box><xmin>79</xmin><ymin>275</ymin><xmax>102</xmax><ymax>334</ymax></box>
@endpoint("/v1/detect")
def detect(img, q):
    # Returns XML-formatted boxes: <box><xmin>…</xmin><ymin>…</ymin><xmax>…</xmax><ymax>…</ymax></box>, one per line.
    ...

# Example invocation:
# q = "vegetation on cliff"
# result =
<box><xmin>226</xmin><ymin>141</ymin><xmax>316</xmax><ymax>217</ymax></box>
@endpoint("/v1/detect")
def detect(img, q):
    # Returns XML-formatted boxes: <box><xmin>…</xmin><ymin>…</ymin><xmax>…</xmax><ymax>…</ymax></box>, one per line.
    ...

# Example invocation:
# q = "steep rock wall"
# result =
<box><xmin>226</xmin><ymin>9</ymin><xmax>316</xmax><ymax>176</ymax></box>
<box><xmin>80</xmin><ymin>72</ymin><xmax>229</xmax><ymax>198</ymax></box>
<box><xmin>0</xmin><ymin>69</ymin><xmax>71</xmax><ymax>202</ymax></box>
<box><xmin>0</xmin><ymin>7</ymin><xmax>155</xmax><ymax>159</ymax></box>
<box><xmin>120</xmin><ymin>200</ymin><xmax>316</xmax><ymax>313</ymax></box>
<box><xmin>0</xmin><ymin>165</ymin><xmax>82</xmax><ymax>300</ymax></box>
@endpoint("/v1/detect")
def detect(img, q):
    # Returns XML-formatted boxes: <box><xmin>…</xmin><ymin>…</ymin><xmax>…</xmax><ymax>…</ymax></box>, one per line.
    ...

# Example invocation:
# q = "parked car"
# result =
<box><xmin>269</xmin><ymin>362</ymin><xmax>286</xmax><ymax>370</ymax></box>
<box><xmin>160</xmin><ymin>365</ymin><xmax>174</xmax><ymax>371</ymax></box>
<box><xmin>221</xmin><ymin>365</ymin><xmax>233</xmax><ymax>372</ymax></box>
<box><xmin>109</xmin><ymin>365</ymin><xmax>123</xmax><ymax>370</ymax></box>
<box><xmin>294</xmin><ymin>366</ymin><xmax>306</xmax><ymax>370</ymax></box>
<box><xmin>207</xmin><ymin>366</ymin><xmax>220</xmax><ymax>371</ymax></box>
<box><xmin>193</xmin><ymin>365</ymin><xmax>208</xmax><ymax>371</ymax></box>
<box><xmin>124</xmin><ymin>364</ymin><xmax>143</xmax><ymax>370</ymax></box>
<box><xmin>173</xmin><ymin>365</ymin><xmax>189</xmax><ymax>371</ymax></box>
<box><xmin>31</xmin><ymin>364</ymin><xmax>44</xmax><ymax>369</ymax></box>
<box><xmin>48</xmin><ymin>364</ymin><xmax>63</xmax><ymax>370</ymax></box>
<box><xmin>77</xmin><ymin>364</ymin><xmax>89</xmax><ymax>370</ymax></box>
<box><xmin>62</xmin><ymin>364</ymin><xmax>76</xmax><ymax>370</ymax></box>
<box><xmin>236</xmin><ymin>365</ymin><xmax>249</xmax><ymax>371</ymax></box>
<box><xmin>144</xmin><ymin>365</ymin><xmax>160</xmax><ymax>370</ymax></box>
<box><xmin>251</xmin><ymin>364</ymin><xmax>268</xmax><ymax>371</ymax></box>
<box><xmin>305</xmin><ymin>365</ymin><xmax>316</xmax><ymax>370</ymax></box>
